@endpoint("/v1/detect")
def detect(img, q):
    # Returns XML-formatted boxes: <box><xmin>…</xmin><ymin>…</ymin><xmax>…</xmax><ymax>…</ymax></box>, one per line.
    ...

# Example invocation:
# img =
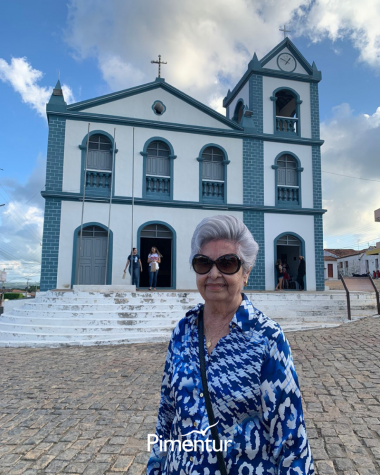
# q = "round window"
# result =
<box><xmin>152</xmin><ymin>100</ymin><xmax>166</xmax><ymax>116</ymax></box>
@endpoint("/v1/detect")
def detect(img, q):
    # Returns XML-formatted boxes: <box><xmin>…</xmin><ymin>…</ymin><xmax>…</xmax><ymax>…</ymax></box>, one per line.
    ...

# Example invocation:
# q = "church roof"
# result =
<box><xmin>223</xmin><ymin>37</ymin><xmax>321</xmax><ymax>108</ymax></box>
<box><xmin>260</xmin><ymin>37</ymin><xmax>314</xmax><ymax>73</ymax></box>
<box><xmin>47</xmin><ymin>79</ymin><xmax>67</xmax><ymax>112</ymax></box>
<box><xmin>64</xmin><ymin>78</ymin><xmax>243</xmax><ymax>131</ymax></box>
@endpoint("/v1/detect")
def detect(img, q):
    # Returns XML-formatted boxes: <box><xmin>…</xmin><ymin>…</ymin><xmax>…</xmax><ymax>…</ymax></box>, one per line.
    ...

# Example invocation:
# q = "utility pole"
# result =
<box><xmin>0</xmin><ymin>269</ymin><xmax>7</xmax><ymax>315</ymax></box>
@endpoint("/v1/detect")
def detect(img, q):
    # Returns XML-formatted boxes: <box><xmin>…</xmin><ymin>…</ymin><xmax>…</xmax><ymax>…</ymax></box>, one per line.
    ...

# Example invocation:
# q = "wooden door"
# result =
<box><xmin>328</xmin><ymin>263</ymin><xmax>333</xmax><ymax>278</ymax></box>
<box><xmin>77</xmin><ymin>235</ymin><xmax>107</xmax><ymax>285</ymax></box>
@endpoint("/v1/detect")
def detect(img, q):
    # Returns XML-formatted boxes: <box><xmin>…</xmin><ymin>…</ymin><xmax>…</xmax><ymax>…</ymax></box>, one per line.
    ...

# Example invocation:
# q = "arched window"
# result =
<box><xmin>140</xmin><ymin>138</ymin><xmax>176</xmax><ymax>200</ymax></box>
<box><xmin>79</xmin><ymin>132</ymin><xmax>116</xmax><ymax>196</ymax></box>
<box><xmin>272</xmin><ymin>153</ymin><xmax>303</xmax><ymax>207</ymax></box>
<box><xmin>88</xmin><ymin>134</ymin><xmax>112</xmax><ymax>170</ymax></box>
<box><xmin>233</xmin><ymin>100</ymin><xmax>244</xmax><ymax>124</ymax></box>
<box><xmin>198</xmin><ymin>145</ymin><xmax>229</xmax><ymax>203</ymax></box>
<box><xmin>270</xmin><ymin>88</ymin><xmax>302</xmax><ymax>136</ymax></box>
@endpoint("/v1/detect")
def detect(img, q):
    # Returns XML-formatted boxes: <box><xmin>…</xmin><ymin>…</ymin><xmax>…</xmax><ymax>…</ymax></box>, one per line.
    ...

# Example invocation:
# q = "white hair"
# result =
<box><xmin>189</xmin><ymin>215</ymin><xmax>259</xmax><ymax>272</ymax></box>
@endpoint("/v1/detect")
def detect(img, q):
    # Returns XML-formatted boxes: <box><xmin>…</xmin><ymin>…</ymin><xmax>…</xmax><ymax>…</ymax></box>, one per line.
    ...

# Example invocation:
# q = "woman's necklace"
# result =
<box><xmin>204</xmin><ymin>320</ymin><xmax>231</xmax><ymax>349</ymax></box>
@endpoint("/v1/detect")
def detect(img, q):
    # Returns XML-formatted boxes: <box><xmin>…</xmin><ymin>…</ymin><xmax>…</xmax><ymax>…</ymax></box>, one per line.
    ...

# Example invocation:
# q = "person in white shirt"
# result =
<box><xmin>148</xmin><ymin>247</ymin><xmax>162</xmax><ymax>290</ymax></box>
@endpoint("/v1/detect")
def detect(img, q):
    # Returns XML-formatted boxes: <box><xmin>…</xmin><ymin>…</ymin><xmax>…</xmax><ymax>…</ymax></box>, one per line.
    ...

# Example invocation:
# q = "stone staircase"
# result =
<box><xmin>0</xmin><ymin>290</ymin><xmax>378</xmax><ymax>347</ymax></box>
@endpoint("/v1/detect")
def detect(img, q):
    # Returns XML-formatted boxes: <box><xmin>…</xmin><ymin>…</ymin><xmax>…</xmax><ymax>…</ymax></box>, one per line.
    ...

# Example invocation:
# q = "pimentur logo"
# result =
<box><xmin>147</xmin><ymin>421</ymin><xmax>233</xmax><ymax>453</ymax></box>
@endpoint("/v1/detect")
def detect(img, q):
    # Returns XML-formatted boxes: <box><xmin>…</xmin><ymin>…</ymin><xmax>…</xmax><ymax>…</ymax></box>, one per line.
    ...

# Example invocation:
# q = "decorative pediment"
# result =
<box><xmin>62</xmin><ymin>79</ymin><xmax>241</xmax><ymax>131</ymax></box>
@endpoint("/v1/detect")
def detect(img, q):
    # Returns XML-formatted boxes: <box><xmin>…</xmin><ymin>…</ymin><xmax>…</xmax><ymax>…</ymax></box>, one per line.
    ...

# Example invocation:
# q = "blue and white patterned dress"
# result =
<box><xmin>147</xmin><ymin>294</ymin><xmax>314</xmax><ymax>475</ymax></box>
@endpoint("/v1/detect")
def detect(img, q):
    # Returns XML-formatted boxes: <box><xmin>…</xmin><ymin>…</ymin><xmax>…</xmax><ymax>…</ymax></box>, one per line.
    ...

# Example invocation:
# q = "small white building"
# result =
<box><xmin>325</xmin><ymin>246</ymin><xmax>380</xmax><ymax>279</ymax></box>
<box><xmin>40</xmin><ymin>38</ymin><xmax>325</xmax><ymax>291</ymax></box>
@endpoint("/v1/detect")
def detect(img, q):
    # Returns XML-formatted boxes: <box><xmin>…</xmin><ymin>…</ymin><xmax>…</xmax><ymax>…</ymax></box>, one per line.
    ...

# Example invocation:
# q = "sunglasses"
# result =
<box><xmin>192</xmin><ymin>254</ymin><xmax>242</xmax><ymax>275</ymax></box>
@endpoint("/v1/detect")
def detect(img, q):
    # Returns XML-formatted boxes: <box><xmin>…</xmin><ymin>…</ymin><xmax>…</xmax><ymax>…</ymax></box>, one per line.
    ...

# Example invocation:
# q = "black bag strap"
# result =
<box><xmin>198</xmin><ymin>309</ymin><xmax>228</xmax><ymax>475</ymax></box>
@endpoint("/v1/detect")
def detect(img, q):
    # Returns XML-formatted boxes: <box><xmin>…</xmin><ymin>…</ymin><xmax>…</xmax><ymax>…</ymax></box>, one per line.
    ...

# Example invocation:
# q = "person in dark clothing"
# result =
<box><xmin>275</xmin><ymin>259</ymin><xmax>284</xmax><ymax>291</ymax></box>
<box><xmin>297</xmin><ymin>255</ymin><xmax>306</xmax><ymax>290</ymax></box>
<box><xmin>124</xmin><ymin>248</ymin><xmax>143</xmax><ymax>289</ymax></box>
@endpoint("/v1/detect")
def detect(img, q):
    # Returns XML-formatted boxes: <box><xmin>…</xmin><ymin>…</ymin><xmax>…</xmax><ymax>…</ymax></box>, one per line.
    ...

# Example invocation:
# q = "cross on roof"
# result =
<box><xmin>151</xmin><ymin>54</ymin><xmax>167</xmax><ymax>78</ymax></box>
<box><xmin>279</xmin><ymin>24</ymin><xmax>291</xmax><ymax>39</ymax></box>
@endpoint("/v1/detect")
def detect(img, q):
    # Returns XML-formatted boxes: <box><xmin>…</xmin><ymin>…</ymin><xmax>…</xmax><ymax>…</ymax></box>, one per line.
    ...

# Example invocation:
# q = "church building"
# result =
<box><xmin>40</xmin><ymin>37</ymin><xmax>325</xmax><ymax>291</ymax></box>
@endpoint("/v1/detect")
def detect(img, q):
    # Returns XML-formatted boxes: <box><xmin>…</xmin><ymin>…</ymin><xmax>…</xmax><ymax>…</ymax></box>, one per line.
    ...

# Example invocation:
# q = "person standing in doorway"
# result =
<box><xmin>124</xmin><ymin>248</ymin><xmax>143</xmax><ymax>289</ymax></box>
<box><xmin>148</xmin><ymin>247</ymin><xmax>162</xmax><ymax>291</ymax></box>
<box><xmin>297</xmin><ymin>255</ymin><xmax>306</xmax><ymax>290</ymax></box>
<box><xmin>275</xmin><ymin>259</ymin><xmax>284</xmax><ymax>291</ymax></box>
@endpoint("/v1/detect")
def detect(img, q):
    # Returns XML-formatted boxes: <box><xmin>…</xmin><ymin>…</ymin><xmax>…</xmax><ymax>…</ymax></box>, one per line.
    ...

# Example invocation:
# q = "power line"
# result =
<box><xmin>325</xmin><ymin>234</ymin><xmax>380</xmax><ymax>250</ymax></box>
<box><xmin>0</xmin><ymin>186</ymin><xmax>42</xmax><ymax>242</ymax></box>
<box><xmin>322</xmin><ymin>170</ymin><xmax>380</xmax><ymax>183</ymax></box>
<box><xmin>0</xmin><ymin>199</ymin><xmax>43</xmax><ymax>244</ymax></box>
<box><xmin>0</xmin><ymin>242</ymin><xmax>41</xmax><ymax>264</ymax></box>
<box><xmin>325</xmin><ymin>222</ymin><xmax>380</xmax><ymax>239</ymax></box>
<box><xmin>0</xmin><ymin>239</ymin><xmax>42</xmax><ymax>262</ymax></box>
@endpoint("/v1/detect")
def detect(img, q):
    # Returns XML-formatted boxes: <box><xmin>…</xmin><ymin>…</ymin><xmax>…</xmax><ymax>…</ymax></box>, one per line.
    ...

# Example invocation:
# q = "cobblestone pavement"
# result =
<box><xmin>1</xmin><ymin>317</ymin><xmax>380</xmax><ymax>475</ymax></box>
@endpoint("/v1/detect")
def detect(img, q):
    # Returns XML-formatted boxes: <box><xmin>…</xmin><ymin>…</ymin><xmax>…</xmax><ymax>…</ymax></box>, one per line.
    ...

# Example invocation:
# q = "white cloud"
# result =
<box><xmin>295</xmin><ymin>0</ymin><xmax>380</xmax><ymax>69</ymax></box>
<box><xmin>0</xmin><ymin>155</ymin><xmax>45</xmax><ymax>283</ymax></box>
<box><xmin>99</xmin><ymin>55</ymin><xmax>146</xmax><ymax>91</ymax></box>
<box><xmin>321</xmin><ymin>104</ymin><xmax>380</xmax><ymax>249</ymax></box>
<box><xmin>64</xmin><ymin>0</ymin><xmax>380</xmax><ymax>112</ymax></box>
<box><xmin>65</xmin><ymin>0</ymin><xmax>302</xmax><ymax>108</ymax></box>
<box><xmin>0</xmin><ymin>57</ymin><xmax>75</xmax><ymax>117</ymax></box>
<box><xmin>61</xmin><ymin>84</ymin><xmax>76</xmax><ymax>105</ymax></box>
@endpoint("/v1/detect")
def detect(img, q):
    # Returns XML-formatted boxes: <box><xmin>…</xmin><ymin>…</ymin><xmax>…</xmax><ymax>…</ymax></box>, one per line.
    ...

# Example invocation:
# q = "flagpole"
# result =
<box><xmin>131</xmin><ymin>127</ymin><xmax>135</xmax><ymax>286</ymax></box>
<box><xmin>77</xmin><ymin>123</ymin><xmax>90</xmax><ymax>286</ymax></box>
<box><xmin>105</xmin><ymin>128</ymin><xmax>116</xmax><ymax>285</ymax></box>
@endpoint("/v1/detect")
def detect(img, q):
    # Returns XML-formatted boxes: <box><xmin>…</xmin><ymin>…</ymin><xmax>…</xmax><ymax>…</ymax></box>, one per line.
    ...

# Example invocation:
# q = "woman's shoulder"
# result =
<box><xmin>242</xmin><ymin>296</ymin><xmax>287</xmax><ymax>345</ymax></box>
<box><xmin>169</xmin><ymin>304</ymin><xmax>201</xmax><ymax>339</ymax></box>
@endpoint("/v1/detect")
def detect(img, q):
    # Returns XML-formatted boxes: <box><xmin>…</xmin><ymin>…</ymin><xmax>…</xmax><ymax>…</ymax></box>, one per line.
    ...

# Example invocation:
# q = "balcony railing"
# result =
<box><xmin>146</xmin><ymin>175</ymin><xmax>170</xmax><ymax>196</ymax></box>
<box><xmin>202</xmin><ymin>180</ymin><xmax>224</xmax><ymax>202</ymax></box>
<box><xmin>86</xmin><ymin>170</ymin><xmax>112</xmax><ymax>190</ymax></box>
<box><xmin>277</xmin><ymin>185</ymin><xmax>299</xmax><ymax>204</ymax></box>
<box><xmin>276</xmin><ymin>116</ymin><xmax>298</xmax><ymax>134</ymax></box>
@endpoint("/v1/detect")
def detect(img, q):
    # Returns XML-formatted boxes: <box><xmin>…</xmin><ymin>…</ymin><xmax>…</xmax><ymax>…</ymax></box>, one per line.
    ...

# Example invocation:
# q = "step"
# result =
<box><xmin>0</xmin><ymin>313</ymin><xmax>348</xmax><ymax>327</ymax></box>
<box><xmin>0</xmin><ymin>331</ymin><xmax>173</xmax><ymax>347</ymax></box>
<box><xmin>20</xmin><ymin>297</ymin><xmax>376</xmax><ymax>309</ymax></box>
<box><xmin>11</xmin><ymin>305</ymin><xmax>194</xmax><ymax>315</ymax></box>
<box><xmin>0</xmin><ymin>322</ymin><xmax>176</xmax><ymax>335</ymax></box>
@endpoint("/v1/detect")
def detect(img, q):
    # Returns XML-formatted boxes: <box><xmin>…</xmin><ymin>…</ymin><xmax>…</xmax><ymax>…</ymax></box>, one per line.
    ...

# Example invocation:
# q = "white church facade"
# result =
<box><xmin>40</xmin><ymin>38</ymin><xmax>325</xmax><ymax>292</ymax></box>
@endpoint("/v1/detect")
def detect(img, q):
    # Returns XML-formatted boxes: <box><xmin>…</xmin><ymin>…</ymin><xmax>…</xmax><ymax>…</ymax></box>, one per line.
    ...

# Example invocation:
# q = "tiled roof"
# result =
<box><xmin>324</xmin><ymin>256</ymin><xmax>337</xmax><ymax>261</ymax></box>
<box><xmin>324</xmin><ymin>249</ymin><xmax>365</xmax><ymax>258</ymax></box>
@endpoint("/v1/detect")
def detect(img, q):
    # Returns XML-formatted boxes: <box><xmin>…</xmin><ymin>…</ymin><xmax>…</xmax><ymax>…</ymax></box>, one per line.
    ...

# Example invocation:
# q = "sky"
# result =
<box><xmin>1</xmin><ymin>0</ymin><xmax>380</xmax><ymax>283</ymax></box>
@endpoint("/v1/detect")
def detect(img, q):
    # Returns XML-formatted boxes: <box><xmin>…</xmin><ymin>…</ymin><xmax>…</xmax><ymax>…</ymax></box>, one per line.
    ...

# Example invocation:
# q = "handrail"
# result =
<box><xmin>368</xmin><ymin>274</ymin><xmax>380</xmax><ymax>314</ymax></box>
<box><xmin>339</xmin><ymin>273</ymin><xmax>351</xmax><ymax>321</ymax></box>
<box><xmin>276</xmin><ymin>115</ymin><xmax>299</xmax><ymax>121</ymax></box>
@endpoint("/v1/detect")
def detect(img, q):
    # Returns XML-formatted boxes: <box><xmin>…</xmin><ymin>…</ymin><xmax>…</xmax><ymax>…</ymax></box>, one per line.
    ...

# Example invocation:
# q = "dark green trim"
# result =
<box><xmin>243</xmin><ymin>211</ymin><xmax>265</xmax><ymax>290</ymax></box>
<box><xmin>274</xmin><ymin>231</ymin><xmax>306</xmax><ymax>290</ymax></box>
<box><xmin>314</xmin><ymin>214</ymin><xmax>324</xmax><ymax>290</ymax></box>
<box><xmin>261</xmin><ymin>38</ymin><xmax>314</xmax><ymax>75</ymax></box>
<box><xmin>137</xmin><ymin>220</ymin><xmax>176</xmax><ymax>289</ymax></box>
<box><xmin>197</xmin><ymin>143</ymin><xmax>230</xmax><ymax>204</ymax></box>
<box><xmin>140</xmin><ymin>136</ymin><xmax>176</xmax><ymax>200</ymax></box>
<box><xmin>41</xmin><ymin>190</ymin><xmax>326</xmax><ymax>215</ymax></box>
<box><xmin>47</xmin><ymin>110</ymin><xmax>324</xmax><ymax>146</ymax></box>
<box><xmin>223</xmin><ymin>38</ymin><xmax>321</xmax><ymax>108</ymax></box>
<box><xmin>272</xmin><ymin>151</ymin><xmax>303</xmax><ymax>209</ymax></box>
<box><xmin>71</xmin><ymin>222</ymin><xmax>113</xmax><ymax>287</ymax></box>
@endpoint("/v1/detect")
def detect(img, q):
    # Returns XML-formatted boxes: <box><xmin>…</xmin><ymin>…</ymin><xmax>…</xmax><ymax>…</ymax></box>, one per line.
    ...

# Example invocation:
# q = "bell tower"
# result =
<box><xmin>223</xmin><ymin>38</ymin><xmax>325</xmax><ymax>291</ymax></box>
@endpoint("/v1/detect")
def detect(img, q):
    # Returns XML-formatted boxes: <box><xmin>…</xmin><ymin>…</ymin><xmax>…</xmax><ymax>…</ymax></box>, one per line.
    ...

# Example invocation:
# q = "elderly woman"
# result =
<box><xmin>147</xmin><ymin>215</ymin><xmax>314</xmax><ymax>475</ymax></box>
